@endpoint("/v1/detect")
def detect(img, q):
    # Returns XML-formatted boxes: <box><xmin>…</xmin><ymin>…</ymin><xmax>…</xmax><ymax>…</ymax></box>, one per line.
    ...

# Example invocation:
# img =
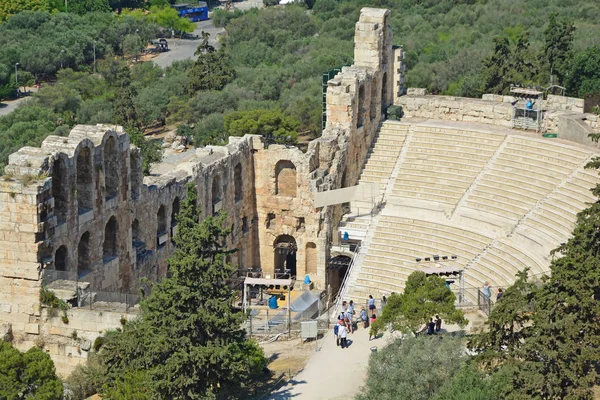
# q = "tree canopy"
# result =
<box><xmin>370</xmin><ymin>271</ymin><xmax>467</xmax><ymax>335</ymax></box>
<box><xmin>96</xmin><ymin>184</ymin><xmax>267</xmax><ymax>398</ymax></box>
<box><xmin>0</xmin><ymin>341</ymin><xmax>63</xmax><ymax>400</ymax></box>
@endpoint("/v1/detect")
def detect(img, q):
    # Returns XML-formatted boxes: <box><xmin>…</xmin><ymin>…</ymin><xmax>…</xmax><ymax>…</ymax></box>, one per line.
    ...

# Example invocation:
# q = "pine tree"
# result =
<box><xmin>100</xmin><ymin>184</ymin><xmax>266</xmax><ymax>399</ymax></box>
<box><xmin>541</xmin><ymin>12</ymin><xmax>575</xmax><ymax>85</ymax></box>
<box><xmin>480</xmin><ymin>37</ymin><xmax>513</xmax><ymax>94</ymax></box>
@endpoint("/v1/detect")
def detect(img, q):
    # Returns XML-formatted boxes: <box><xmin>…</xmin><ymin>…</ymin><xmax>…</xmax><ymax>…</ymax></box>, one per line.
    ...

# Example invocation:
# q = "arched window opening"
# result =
<box><xmin>212</xmin><ymin>175</ymin><xmax>223</xmax><ymax>215</ymax></box>
<box><xmin>327</xmin><ymin>255</ymin><xmax>351</xmax><ymax>298</ymax></box>
<box><xmin>55</xmin><ymin>246</ymin><xmax>68</xmax><ymax>271</ymax></box>
<box><xmin>357</xmin><ymin>84</ymin><xmax>365</xmax><ymax>128</ymax></box>
<box><xmin>76</xmin><ymin>147</ymin><xmax>93</xmax><ymax>214</ymax></box>
<box><xmin>104</xmin><ymin>136</ymin><xmax>118</xmax><ymax>200</ymax></box>
<box><xmin>275</xmin><ymin>160</ymin><xmax>296</xmax><ymax>197</ymax></box>
<box><xmin>370</xmin><ymin>77</ymin><xmax>378</xmax><ymax>120</ymax></box>
<box><xmin>274</xmin><ymin>235</ymin><xmax>297</xmax><ymax>279</ymax></box>
<box><xmin>171</xmin><ymin>197</ymin><xmax>180</xmax><ymax>226</ymax></box>
<box><xmin>77</xmin><ymin>232</ymin><xmax>91</xmax><ymax>276</ymax></box>
<box><xmin>234</xmin><ymin>163</ymin><xmax>243</xmax><ymax>203</ymax></box>
<box><xmin>130</xmin><ymin>151</ymin><xmax>141</xmax><ymax>200</ymax></box>
<box><xmin>305</xmin><ymin>242</ymin><xmax>317</xmax><ymax>275</ymax></box>
<box><xmin>103</xmin><ymin>217</ymin><xmax>118</xmax><ymax>261</ymax></box>
<box><xmin>132</xmin><ymin>219</ymin><xmax>144</xmax><ymax>249</ymax></box>
<box><xmin>52</xmin><ymin>158</ymin><xmax>68</xmax><ymax>225</ymax></box>
<box><xmin>157</xmin><ymin>205</ymin><xmax>167</xmax><ymax>247</ymax></box>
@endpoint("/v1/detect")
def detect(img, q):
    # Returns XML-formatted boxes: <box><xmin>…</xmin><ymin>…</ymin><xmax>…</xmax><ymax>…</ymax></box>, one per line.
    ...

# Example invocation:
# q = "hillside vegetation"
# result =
<box><xmin>0</xmin><ymin>0</ymin><xmax>599</xmax><ymax>174</ymax></box>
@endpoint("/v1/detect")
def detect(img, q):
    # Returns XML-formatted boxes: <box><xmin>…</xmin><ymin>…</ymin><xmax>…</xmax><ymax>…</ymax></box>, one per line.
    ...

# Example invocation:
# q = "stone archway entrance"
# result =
<box><xmin>274</xmin><ymin>235</ymin><xmax>297</xmax><ymax>279</ymax></box>
<box><xmin>327</xmin><ymin>255</ymin><xmax>351</xmax><ymax>297</ymax></box>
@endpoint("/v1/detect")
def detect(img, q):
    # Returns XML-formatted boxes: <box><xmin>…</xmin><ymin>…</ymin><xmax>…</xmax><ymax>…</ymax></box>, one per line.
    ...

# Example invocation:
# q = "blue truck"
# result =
<box><xmin>172</xmin><ymin>2</ymin><xmax>209</xmax><ymax>22</ymax></box>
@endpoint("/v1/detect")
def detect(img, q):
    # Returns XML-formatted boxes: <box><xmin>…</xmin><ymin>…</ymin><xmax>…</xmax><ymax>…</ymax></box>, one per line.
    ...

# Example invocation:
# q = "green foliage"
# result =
<box><xmin>0</xmin><ymin>341</ymin><xmax>63</xmax><ymax>399</ymax></box>
<box><xmin>224</xmin><ymin>108</ymin><xmax>299</xmax><ymax>144</ymax></box>
<box><xmin>188</xmin><ymin>34</ymin><xmax>236</xmax><ymax>94</ymax></box>
<box><xmin>98</xmin><ymin>184</ymin><xmax>267</xmax><ymax>398</ymax></box>
<box><xmin>64</xmin><ymin>355</ymin><xmax>107</xmax><ymax>400</ymax></box>
<box><xmin>128</xmin><ymin>128</ymin><xmax>163</xmax><ymax>175</ymax></box>
<box><xmin>565</xmin><ymin>46</ymin><xmax>600</xmax><ymax>98</ymax></box>
<box><xmin>370</xmin><ymin>271</ymin><xmax>467</xmax><ymax>335</ymax></box>
<box><xmin>356</xmin><ymin>335</ymin><xmax>467</xmax><ymax>400</ymax></box>
<box><xmin>122</xmin><ymin>33</ymin><xmax>144</xmax><ymax>60</ymax></box>
<box><xmin>147</xmin><ymin>5</ymin><xmax>195</xmax><ymax>35</ymax></box>
<box><xmin>193</xmin><ymin>112</ymin><xmax>226</xmax><ymax>146</ymax></box>
<box><xmin>431</xmin><ymin>362</ymin><xmax>512</xmax><ymax>400</ymax></box>
<box><xmin>0</xmin><ymin>0</ymin><xmax>51</xmax><ymax>22</ymax></box>
<box><xmin>542</xmin><ymin>12</ymin><xmax>575</xmax><ymax>85</ymax></box>
<box><xmin>68</xmin><ymin>0</ymin><xmax>111</xmax><ymax>14</ymax></box>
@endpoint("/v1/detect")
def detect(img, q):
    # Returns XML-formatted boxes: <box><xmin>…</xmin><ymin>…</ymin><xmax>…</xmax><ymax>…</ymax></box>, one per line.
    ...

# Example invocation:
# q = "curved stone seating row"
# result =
<box><xmin>391</xmin><ymin>128</ymin><xmax>504</xmax><ymax>206</ymax></box>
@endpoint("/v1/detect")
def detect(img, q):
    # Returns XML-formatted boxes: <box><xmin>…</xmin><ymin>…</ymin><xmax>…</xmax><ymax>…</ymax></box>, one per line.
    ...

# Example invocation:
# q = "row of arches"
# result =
<box><xmin>53</xmin><ymin>138</ymin><xmax>142</xmax><ymax>224</ymax></box>
<box><xmin>357</xmin><ymin>72</ymin><xmax>388</xmax><ymax>128</ymax></box>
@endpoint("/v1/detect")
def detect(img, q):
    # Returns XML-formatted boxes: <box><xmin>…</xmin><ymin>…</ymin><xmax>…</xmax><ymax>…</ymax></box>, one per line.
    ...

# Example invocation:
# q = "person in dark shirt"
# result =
<box><xmin>435</xmin><ymin>315</ymin><xmax>442</xmax><ymax>332</ymax></box>
<box><xmin>427</xmin><ymin>318</ymin><xmax>435</xmax><ymax>335</ymax></box>
<box><xmin>497</xmin><ymin>288</ymin><xmax>504</xmax><ymax>301</ymax></box>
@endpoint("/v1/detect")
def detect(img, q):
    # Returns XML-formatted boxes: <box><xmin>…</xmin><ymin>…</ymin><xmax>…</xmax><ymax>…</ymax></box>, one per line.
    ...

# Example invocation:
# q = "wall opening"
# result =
<box><xmin>266</xmin><ymin>213</ymin><xmax>276</xmax><ymax>229</ymax></box>
<box><xmin>381</xmin><ymin>72</ymin><xmax>388</xmax><ymax>113</ymax></box>
<box><xmin>77</xmin><ymin>231</ymin><xmax>91</xmax><ymax>276</ymax></box>
<box><xmin>132</xmin><ymin>218</ymin><xmax>144</xmax><ymax>251</ymax></box>
<box><xmin>274</xmin><ymin>235</ymin><xmax>297</xmax><ymax>278</ymax></box>
<box><xmin>171</xmin><ymin>197</ymin><xmax>180</xmax><ymax>226</ymax></box>
<box><xmin>104</xmin><ymin>136</ymin><xmax>118</xmax><ymax>200</ymax></box>
<box><xmin>305</xmin><ymin>242</ymin><xmax>317</xmax><ymax>275</ymax></box>
<box><xmin>275</xmin><ymin>160</ymin><xmax>296</xmax><ymax>197</ymax></box>
<box><xmin>357</xmin><ymin>84</ymin><xmax>365</xmax><ymax>128</ymax></box>
<box><xmin>52</xmin><ymin>158</ymin><xmax>68</xmax><ymax>225</ymax></box>
<box><xmin>370</xmin><ymin>76</ymin><xmax>378</xmax><ymax>120</ymax></box>
<box><xmin>234</xmin><ymin>163</ymin><xmax>243</xmax><ymax>203</ymax></box>
<box><xmin>157</xmin><ymin>205</ymin><xmax>167</xmax><ymax>248</ymax></box>
<box><xmin>130</xmin><ymin>151</ymin><xmax>141</xmax><ymax>200</ymax></box>
<box><xmin>212</xmin><ymin>175</ymin><xmax>223</xmax><ymax>215</ymax></box>
<box><xmin>103</xmin><ymin>216</ymin><xmax>118</xmax><ymax>262</ymax></box>
<box><xmin>76</xmin><ymin>147</ymin><xmax>93</xmax><ymax>214</ymax></box>
<box><xmin>327</xmin><ymin>255</ymin><xmax>351</xmax><ymax>298</ymax></box>
<box><xmin>55</xmin><ymin>245</ymin><xmax>68</xmax><ymax>271</ymax></box>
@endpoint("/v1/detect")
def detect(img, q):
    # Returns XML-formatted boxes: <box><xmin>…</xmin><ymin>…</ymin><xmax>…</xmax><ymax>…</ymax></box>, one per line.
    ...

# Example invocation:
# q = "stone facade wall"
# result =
<box><xmin>0</xmin><ymin>7</ymin><xmax>395</xmax><ymax>374</ymax></box>
<box><xmin>545</xmin><ymin>94</ymin><xmax>585</xmax><ymax>113</ymax></box>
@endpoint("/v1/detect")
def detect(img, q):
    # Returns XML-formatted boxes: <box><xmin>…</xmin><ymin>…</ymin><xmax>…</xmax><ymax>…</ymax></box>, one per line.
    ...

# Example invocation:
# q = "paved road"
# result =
<box><xmin>0</xmin><ymin>97</ymin><xmax>29</xmax><ymax>117</ymax></box>
<box><xmin>153</xmin><ymin>20</ymin><xmax>225</xmax><ymax>68</ymax></box>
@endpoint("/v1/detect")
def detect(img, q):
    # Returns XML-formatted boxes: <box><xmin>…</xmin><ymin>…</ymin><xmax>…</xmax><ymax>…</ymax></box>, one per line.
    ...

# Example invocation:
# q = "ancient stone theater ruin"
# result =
<box><xmin>2</xmin><ymin>7</ymin><xmax>600</xmax><ymax>373</ymax></box>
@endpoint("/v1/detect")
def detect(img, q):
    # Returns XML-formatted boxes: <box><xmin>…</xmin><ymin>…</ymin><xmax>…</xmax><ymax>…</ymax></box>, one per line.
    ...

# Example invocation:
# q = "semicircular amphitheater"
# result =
<box><xmin>339</xmin><ymin>118</ymin><xmax>600</xmax><ymax>304</ymax></box>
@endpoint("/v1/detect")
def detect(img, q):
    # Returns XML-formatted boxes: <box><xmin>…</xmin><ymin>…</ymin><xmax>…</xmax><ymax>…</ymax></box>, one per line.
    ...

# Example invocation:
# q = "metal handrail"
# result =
<box><xmin>330</xmin><ymin>243</ymin><xmax>361</xmax><ymax>319</ymax></box>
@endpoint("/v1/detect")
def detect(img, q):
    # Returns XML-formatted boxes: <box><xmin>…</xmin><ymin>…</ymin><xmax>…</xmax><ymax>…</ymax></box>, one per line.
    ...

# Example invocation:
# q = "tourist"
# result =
<box><xmin>435</xmin><ymin>315</ymin><xmax>442</xmax><ymax>332</ymax></box>
<box><xmin>334</xmin><ymin>321</ymin><xmax>340</xmax><ymax>346</ymax></box>
<box><xmin>345</xmin><ymin>308</ymin><xmax>353</xmax><ymax>334</ymax></box>
<box><xmin>368</xmin><ymin>313</ymin><xmax>377</xmax><ymax>341</ymax></box>
<box><xmin>347</xmin><ymin>300</ymin><xmax>355</xmax><ymax>333</ymax></box>
<box><xmin>427</xmin><ymin>318</ymin><xmax>435</xmax><ymax>335</ymax></box>
<box><xmin>483</xmin><ymin>282</ymin><xmax>491</xmax><ymax>300</ymax></box>
<box><xmin>360</xmin><ymin>307</ymin><xmax>368</xmax><ymax>329</ymax></box>
<box><xmin>338</xmin><ymin>320</ymin><xmax>348</xmax><ymax>349</ymax></box>
<box><xmin>497</xmin><ymin>288</ymin><xmax>504</xmax><ymax>301</ymax></box>
<box><xmin>381</xmin><ymin>295</ymin><xmax>387</xmax><ymax>311</ymax></box>
<box><xmin>368</xmin><ymin>295</ymin><xmax>376</xmax><ymax>312</ymax></box>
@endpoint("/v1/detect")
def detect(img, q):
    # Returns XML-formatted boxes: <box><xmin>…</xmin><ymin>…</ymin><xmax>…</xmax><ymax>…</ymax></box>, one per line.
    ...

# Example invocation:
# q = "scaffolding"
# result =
<box><xmin>510</xmin><ymin>87</ymin><xmax>543</xmax><ymax>132</ymax></box>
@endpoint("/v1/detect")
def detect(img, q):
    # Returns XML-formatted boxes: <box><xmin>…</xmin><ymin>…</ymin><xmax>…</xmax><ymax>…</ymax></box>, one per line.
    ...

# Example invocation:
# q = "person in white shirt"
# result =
<box><xmin>338</xmin><ymin>322</ymin><xmax>348</xmax><ymax>348</ymax></box>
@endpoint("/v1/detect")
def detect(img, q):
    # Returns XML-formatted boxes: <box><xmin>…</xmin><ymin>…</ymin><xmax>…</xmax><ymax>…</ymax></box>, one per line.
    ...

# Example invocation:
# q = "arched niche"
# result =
<box><xmin>157</xmin><ymin>205</ymin><xmax>167</xmax><ymax>235</ymax></box>
<box><xmin>52</xmin><ymin>158</ymin><xmax>68</xmax><ymax>225</ymax></box>
<box><xmin>171</xmin><ymin>197</ymin><xmax>180</xmax><ymax>226</ymax></box>
<box><xmin>275</xmin><ymin>160</ymin><xmax>296</xmax><ymax>197</ymax></box>
<box><xmin>370</xmin><ymin>76</ymin><xmax>378</xmax><ymax>120</ymax></box>
<box><xmin>55</xmin><ymin>245</ymin><xmax>68</xmax><ymax>271</ymax></box>
<box><xmin>234</xmin><ymin>163</ymin><xmax>243</xmax><ymax>203</ymax></box>
<box><xmin>77</xmin><ymin>231</ymin><xmax>91</xmax><ymax>276</ymax></box>
<box><xmin>130</xmin><ymin>151</ymin><xmax>141</xmax><ymax>200</ymax></box>
<box><xmin>357</xmin><ymin>84</ymin><xmax>365</xmax><ymax>128</ymax></box>
<box><xmin>212</xmin><ymin>175</ymin><xmax>222</xmax><ymax>215</ymax></box>
<box><xmin>381</xmin><ymin>71</ymin><xmax>388</xmax><ymax>111</ymax></box>
<box><xmin>76</xmin><ymin>147</ymin><xmax>93</xmax><ymax>213</ymax></box>
<box><xmin>274</xmin><ymin>235</ymin><xmax>297</xmax><ymax>278</ymax></box>
<box><xmin>103</xmin><ymin>216</ymin><xmax>118</xmax><ymax>261</ymax></box>
<box><xmin>104</xmin><ymin>136</ymin><xmax>118</xmax><ymax>200</ymax></box>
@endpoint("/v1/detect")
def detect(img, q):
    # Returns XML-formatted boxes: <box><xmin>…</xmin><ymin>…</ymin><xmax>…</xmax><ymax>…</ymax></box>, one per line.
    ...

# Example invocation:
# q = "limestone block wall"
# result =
<box><xmin>545</xmin><ymin>94</ymin><xmax>585</xmax><ymax>113</ymax></box>
<box><xmin>396</xmin><ymin>94</ymin><xmax>515</xmax><ymax>127</ymax></box>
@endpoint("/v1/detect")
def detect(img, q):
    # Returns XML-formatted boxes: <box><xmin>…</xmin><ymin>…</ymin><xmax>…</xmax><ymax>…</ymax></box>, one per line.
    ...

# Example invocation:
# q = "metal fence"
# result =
<box><xmin>41</xmin><ymin>269</ymin><xmax>141</xmax><ymax>312</ymax></box>
<box><xmin>477</xmin><ymin>289</ymin><xmax>494</xmax><ymax>316</ymax></box>
<box><xmin>246</xmin><ymin>310</ymin><xmax>330</xmax><ymax>336</ymax></box>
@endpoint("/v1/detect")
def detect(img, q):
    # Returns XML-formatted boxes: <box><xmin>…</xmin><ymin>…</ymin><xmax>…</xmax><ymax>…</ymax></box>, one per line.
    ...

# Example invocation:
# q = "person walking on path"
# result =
<box><xmin>496</xmin><ymin>288</ymin><xmax>503</xmax><ymax>301</ymax></box>
<box><xmin>360</xmin><ymin>307</ymin><xmax>368</xmax><ymax>329</ymax></box>
<box><xmin>435</xmin><ymin>315</ymin><xmax>442</xmax><ymax>332</ymax></box>
<box><xmin>334</xmin><ymin>321</ymin><xmax>340</xmax><ymax>346</ymax></box>
<box><xmin>482</xmin><ymin>282</ymin><xmax>491</xmax><ymax>300</ymax></box>
<box><xmin>338</xmin><ymin>320</ymin><xmax>348</xmax><ymax>348</ymax></box>
<box><xmin>347</xmin><ymin>300</ymin><xmax>355</xmax><ymax>333</ymax></box>
<box><xmin>368</xmin><ymin>313</ymin><xmax>377</xmax><ymax>340</ymax></box>
<box><xmin>381</xmin><ymin>295</ymin><xmax>387</xmax><ymax>311</ymax></box>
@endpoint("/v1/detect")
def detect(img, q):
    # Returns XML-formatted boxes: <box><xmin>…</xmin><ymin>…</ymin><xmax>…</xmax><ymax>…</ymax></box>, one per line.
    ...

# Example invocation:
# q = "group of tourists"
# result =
<box><xmin>423</xmin><ymin>315</ymin><xmax>443</xmax><ymax>335</ymax></box>
<box><xmin>483</xmin><ymin>282</ymin><xmax>504</xmax><ymax>301</ymax></box>
<box><xmin>333</xmin><ymin>295</ymin><xmax>386</xmax><ymax>348</ymax></box>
